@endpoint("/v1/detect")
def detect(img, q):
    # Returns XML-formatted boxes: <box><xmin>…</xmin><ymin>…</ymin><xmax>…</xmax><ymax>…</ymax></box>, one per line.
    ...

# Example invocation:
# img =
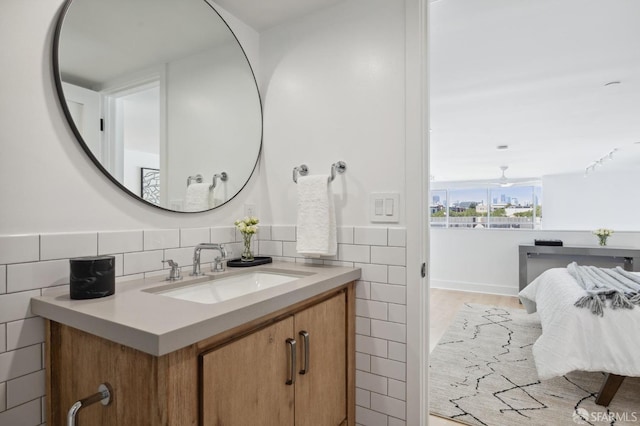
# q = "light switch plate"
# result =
<box><xmin>244</xmin><ymin>204</ymin><xmax>257</xmax><ymax>218</ymax></box>
<box><xmin>370</xmin><ymin>192</ymin><xmax>399</xmax><ymax>223</ymax></box>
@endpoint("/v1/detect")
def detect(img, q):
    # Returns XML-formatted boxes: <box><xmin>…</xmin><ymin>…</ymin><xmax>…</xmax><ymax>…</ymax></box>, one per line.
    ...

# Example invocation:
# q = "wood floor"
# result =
<box><xmin>428</xmin><ymin>288</ymin><xmax>523</xmax><ymax>426</ymax></box>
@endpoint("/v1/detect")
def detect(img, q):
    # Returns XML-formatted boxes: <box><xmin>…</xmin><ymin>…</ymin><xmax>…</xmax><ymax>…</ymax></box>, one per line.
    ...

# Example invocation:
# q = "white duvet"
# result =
<box><xmin>519</xmin><ymin>267</ymin><xmax>640</xmax><ymax>380</ymax></box>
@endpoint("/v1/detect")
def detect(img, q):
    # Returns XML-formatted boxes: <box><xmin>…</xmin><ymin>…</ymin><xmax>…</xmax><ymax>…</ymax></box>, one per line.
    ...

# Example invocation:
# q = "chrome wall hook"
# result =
<box><xmin>329</xmin><ymin>161</ymin><xmax>347</xmax><ymax>181</ymax></box>
<box><xmin>187</xmin><ymin>174</ymin><xmax>203</xmax><ymax>186</ymax></box>
<box><xmin>210</xmin><ymin>172</ymin><xmax>228</xmax><ymax>189</ymax></box>
<box><xmin>293</xmin><ymin>164</ymin><xmax>309</xmax><ymax>183</ymax></box>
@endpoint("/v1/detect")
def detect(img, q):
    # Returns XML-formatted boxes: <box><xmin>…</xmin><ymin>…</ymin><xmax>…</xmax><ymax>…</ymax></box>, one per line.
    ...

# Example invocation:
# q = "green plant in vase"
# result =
<box><xmin>235</xmin><ymin>216</ymin><xmax>259</xmax><ymax>262</ymax></box>
<box><xmin>593</xmin><ymin>228</ymin><xmax>613</xmax><ymax>246</ymax></box>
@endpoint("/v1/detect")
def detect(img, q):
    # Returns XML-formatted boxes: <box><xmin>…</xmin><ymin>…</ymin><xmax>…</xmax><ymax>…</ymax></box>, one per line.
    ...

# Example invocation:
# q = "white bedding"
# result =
<box><xmin>519</xmin><ymin>267</ymin><xmax>640</xmax><ymax>380</ymax></box>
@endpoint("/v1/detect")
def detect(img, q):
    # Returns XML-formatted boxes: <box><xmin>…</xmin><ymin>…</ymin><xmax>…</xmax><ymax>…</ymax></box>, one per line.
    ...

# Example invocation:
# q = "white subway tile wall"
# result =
<box><xmin>354</xmin><ymin>227</ymin><xmax>388</xmax><ymax>246</ymax></box>
<box><xmin>210</xmin><ymin>226</ymin><xmax>236</xmax><ymax>244</ymax></box>
<box><xmin>270</xmin><ymin>225</ymin><xmax>296</xmax><ymax>241</ymax></box>
<box><xmin>180</xmin><ymin>227</ymin><xmax>210</xmax><ymax>247</ymax></box>
<box><xmin>143</xmin><ymin>229</ymin><xmax>180</xmax><ymax>250</ymax></box>
<box><xmin>0</xmin><ymin>235</ymin><xmax>40</xmax><ymax>265</ymax></box>
<box><xmin>40</xmin><ymin>232</ymin><xmax>97</xmax><ymax>261</ymax></box>
<box><xmin>346</xmin><ymin>227</ymin><xmax>407</xmax><ymax>426</ymax></box>
<box><xmin>0</xmin><ymin>266</ymin><xmax>6</xmax><ymax>294</ymax></box>
<box><xmin>0</xmin><ymin>382</ymin><xmax>5</xmax><ymax>412</ymax></box>
<box><xmin>6</xmin><ymin>318</ymin><xmax>44</xmax><ymax>351</ymax></box>
<box><xmin>0</xmin><ymin>225</ymin><xmax>406</xmax><ymax>425</ymax></box>
<box><xmin>98</xmin><ymin>230</ymin><xmax>143</xmax><ymax>255</ymax></box>
<box><xmin>7</xmin><ymin>260</ymin><xmax>69</xmax><ymax>293</ymax></box>
<box><xmin>6</xmin><ymin>370</ymin><xmax>45</xmax><ymax>409</ymax></box>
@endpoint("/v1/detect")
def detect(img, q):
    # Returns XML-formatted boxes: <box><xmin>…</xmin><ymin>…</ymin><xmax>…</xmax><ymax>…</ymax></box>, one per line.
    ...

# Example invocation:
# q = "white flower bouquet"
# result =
<box><xmin>593</xmin><ymin>228</ymin><xmax>613</xmax><ymax>246</ymax></box>
<box><xmin>235</xmin><ymin>217</ymin><xmax>259</xmax><ymax>261</ymax></box>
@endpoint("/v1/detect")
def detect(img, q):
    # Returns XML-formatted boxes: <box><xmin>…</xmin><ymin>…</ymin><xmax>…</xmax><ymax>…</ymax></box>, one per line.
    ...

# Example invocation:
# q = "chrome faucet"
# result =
<box><xmin>191</xmin><ymin>243</ymin><xmax>227</xmax><ymax>276</ymax></box>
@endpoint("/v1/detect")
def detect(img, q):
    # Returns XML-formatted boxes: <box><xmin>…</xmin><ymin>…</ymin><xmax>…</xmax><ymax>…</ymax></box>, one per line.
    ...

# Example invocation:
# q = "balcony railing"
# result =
<box><xmin>430</xmin><ymin>216</ymin><xmax>538</xmax><ymax>229</ymax></box>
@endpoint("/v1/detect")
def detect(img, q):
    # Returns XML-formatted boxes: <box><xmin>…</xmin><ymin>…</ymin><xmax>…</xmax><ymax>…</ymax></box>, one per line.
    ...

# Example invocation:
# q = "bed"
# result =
<box><xmin>518</xmin><ymin>267</ymin><xmax>640</xmax><ymax>405</ymax></box>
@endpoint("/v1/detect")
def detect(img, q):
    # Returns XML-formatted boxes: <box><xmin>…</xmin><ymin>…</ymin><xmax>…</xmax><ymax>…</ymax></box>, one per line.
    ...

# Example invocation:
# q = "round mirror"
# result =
<box><xmin>53</xmin><ymin>0</ymin><xmax>263</xmax><ymax>212</ymax></box>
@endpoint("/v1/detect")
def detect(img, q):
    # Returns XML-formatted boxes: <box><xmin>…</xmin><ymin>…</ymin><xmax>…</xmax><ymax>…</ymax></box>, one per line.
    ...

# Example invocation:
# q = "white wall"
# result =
<box><xmin>431</xmin><ymin>228</ymin><xmax>640</xmax><ymax>295</ymax></box>
<box><xmin>543</xmin><ymin>168</ymin><xmax>640</xmax><ymax>231</ymax></box>
<box><xmin>0</xmin><ymin>0</ymin><xmax>261</xmax><ymax>235</ymax></box>
<box><xmin>258</xmin><ymin>0</ymin><xmax>407</xmax><ymax>226</ymax></box>
<box><xmin>258</xmin><ymin>1</ymin><xmax>413</xmax><ymax>424</ymax></box>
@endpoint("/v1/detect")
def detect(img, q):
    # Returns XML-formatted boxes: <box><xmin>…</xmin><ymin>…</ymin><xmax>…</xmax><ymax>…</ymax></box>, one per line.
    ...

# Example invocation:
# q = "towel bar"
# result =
<box><xmin>187</xmin><ymin>173</ymin><xmax>228</xmax><ymax>189</ymax></box>
<box><xmin>67</xmin><ymin>383</ymin><xmax>112</xmax><ymax>426</ymax></box>
<box><xmin>292</xmin><ymin>161</ymin><xmax>347</xmax><ymax>183</ymax></box>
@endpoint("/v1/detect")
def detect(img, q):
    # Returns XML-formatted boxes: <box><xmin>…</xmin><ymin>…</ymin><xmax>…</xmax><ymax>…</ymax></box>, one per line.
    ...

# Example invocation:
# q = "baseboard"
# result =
<box><xmin>430</xmin><ymin>279</ymin><xmax>519</xmax><ymax>297</ymax></box>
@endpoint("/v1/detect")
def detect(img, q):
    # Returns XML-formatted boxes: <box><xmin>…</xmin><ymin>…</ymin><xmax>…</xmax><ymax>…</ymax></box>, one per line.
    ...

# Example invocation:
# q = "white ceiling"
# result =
<box><xmin>430</xmin><ymin>0</ymin><xmax>640</xmax><ymax>183</ymax></box>
<box><xmin>214</xmin><ymin>0</ymin><xmax>345</xmax><ymax>31</ymax></box>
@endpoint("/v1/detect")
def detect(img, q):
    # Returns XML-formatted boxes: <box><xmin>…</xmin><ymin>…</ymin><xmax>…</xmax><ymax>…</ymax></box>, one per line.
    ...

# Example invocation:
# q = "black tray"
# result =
<box><xmin>227</xmin><ymin>256</ymin><xmax>273</xmax><ymax>267</ymax></box>
<box><xmin>534</xmin><ymin>239</ymin><xmax>563</xmax><ymax>246</ymax></box>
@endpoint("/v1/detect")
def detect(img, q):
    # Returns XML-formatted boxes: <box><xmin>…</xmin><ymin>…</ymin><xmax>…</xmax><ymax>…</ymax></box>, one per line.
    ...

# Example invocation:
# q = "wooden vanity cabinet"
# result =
<box><xmin>201</xmin><ymin>292</ymin><xmax>347</xmax><ymax>426</ymax></box>
<box><xmin>46</xmin><ymin>283</ymin><xmax>355</xmax><ymax>426</ymax></box>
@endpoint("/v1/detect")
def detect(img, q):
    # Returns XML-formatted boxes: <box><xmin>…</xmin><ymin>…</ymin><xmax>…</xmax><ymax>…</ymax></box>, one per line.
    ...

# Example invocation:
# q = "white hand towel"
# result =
<box><xmin>184</xmin><ymin>183</ymin><xmax>211</xmax><ymax>212</ymax></box>
<box><xmin>296</xmin><ymin>175</ymin><xmax>337</xmax><ymax>257</ymax></box>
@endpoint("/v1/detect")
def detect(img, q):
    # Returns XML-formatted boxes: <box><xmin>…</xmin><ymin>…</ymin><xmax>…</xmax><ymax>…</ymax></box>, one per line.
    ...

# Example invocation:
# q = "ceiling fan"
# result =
<box><xmin>494</xmin><ymin>165</ymin><xmax>514</xmax><ymax>187</ymax></box>
<box><xmin>490</xmin><ymin>166</ymin><xmax>541</xmax><ymax>188</ymax></box>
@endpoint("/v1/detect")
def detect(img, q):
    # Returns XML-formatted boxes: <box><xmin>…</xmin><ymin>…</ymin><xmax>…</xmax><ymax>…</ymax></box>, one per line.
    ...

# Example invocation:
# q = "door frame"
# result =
<box><xmin>99</xmin><ymin>67</ymin><xmax>167</xmax><ymax>191</ymax></box>
<box><xmin>404</xmin><ymin>0</ymin><xmax>429</xmax><ymax>424</ymax></box>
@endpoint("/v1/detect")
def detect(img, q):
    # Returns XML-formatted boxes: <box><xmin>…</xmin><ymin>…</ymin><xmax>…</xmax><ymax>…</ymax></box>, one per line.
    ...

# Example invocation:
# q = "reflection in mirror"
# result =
<box><xmin>54</xmin><ymin>0</ymin><xmax>262</xmax><ymax>212</ymax></box>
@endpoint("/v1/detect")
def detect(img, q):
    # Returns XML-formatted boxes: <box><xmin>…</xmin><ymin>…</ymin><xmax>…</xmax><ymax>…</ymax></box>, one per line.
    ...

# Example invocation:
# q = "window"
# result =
<box><xmin>448</xmin><ymin>188</ymin><xmax>488</xmax><ymax>228</ymax></box>
<box><xmin>430</xmin><ymin>190</ymin><xmax>447</xmax><ymax>227</ymax></box>
<box><xmin>429</xmin><ymin>185</ymin><xmax>542</xmax><ymax>229</ymax></box>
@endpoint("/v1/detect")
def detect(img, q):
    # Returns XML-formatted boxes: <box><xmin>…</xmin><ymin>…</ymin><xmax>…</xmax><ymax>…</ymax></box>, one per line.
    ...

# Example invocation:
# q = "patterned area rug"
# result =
<box><xmin>429</xmin><ymin>303</ymin><xmax>640</xmax><ymax>425</ymax></box>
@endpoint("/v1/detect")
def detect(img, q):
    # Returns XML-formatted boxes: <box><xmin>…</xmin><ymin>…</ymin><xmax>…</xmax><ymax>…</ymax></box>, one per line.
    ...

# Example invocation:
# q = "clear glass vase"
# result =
<box><xmin>598</xmin><ymin>236</ymin><xmax>608</xmax><ymax>246</ymax></box>
<box><xmin>241</xmin><ymin>233</ymin><xmax>254</xmax><ymax>262</ymax></box>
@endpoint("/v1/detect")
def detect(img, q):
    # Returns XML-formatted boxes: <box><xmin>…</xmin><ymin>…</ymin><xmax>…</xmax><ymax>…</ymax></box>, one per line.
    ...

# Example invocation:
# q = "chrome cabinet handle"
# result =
<box><xmin>299</xmin><ymin>331</ymin><xmax>310</xmax><ymax>375</ymax></box>
<box><xmin>286</xmin><ymin>338</ymin><xmax>296</xmax><ymax>385</ymax></box>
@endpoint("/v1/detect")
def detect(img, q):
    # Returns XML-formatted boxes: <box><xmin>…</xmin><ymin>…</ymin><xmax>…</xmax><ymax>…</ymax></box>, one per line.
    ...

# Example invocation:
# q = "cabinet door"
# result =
<box><xmin>201</xmin><ymin>316</ymin><xmax>295</xmax><ymax>426</ymax></box>
<box><xmin>294</xmin><ymin>293</ymin><xmax>347</xmax><ymax>426</ymax></box>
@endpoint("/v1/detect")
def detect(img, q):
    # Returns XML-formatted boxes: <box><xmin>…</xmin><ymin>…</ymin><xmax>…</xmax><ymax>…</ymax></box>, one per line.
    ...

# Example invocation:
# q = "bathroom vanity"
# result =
<box><xmin>32</xmin><ymin>262</ymin><xmax>359</xmax><ymax>426</ymax></box>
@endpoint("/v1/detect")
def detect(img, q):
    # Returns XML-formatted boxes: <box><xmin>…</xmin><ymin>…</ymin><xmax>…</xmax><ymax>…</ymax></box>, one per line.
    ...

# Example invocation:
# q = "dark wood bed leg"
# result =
<box><xmin>595</xmin><ymin>373</ymin><xmax>625</xmax><ymax>406</ymax></box>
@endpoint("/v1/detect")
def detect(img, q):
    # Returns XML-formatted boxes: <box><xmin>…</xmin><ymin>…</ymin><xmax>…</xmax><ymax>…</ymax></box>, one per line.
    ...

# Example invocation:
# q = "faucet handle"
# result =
<box><xmin>212</xmin><ymin>256</ymin><xmax>225</xmax><ymax>272</ymax></box>
<box><xmin>162</xmin><ymin>260</ymin><xmax>182</xmax><ymax>281</ymax></box>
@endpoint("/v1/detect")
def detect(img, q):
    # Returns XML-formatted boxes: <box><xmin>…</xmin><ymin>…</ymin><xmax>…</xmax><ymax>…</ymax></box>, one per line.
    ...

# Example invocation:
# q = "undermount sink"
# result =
<box><xmin>151</xmin><ymin>271</ymin><xmax>306</xmax><ymax>304</ymax></box>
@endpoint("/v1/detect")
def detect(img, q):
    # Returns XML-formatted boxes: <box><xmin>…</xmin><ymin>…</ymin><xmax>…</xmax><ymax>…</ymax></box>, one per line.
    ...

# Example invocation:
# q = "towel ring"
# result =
<box><xmin>187</xmin><ymin>174</ymin><xmax>203</xmax><ymax>187</ymax></box>
<box><xmin>210</xmin><ymin>172</ymin><xmax>228</xmax><ymax>190</ymax></box>
<box><xmin>293</xmin><ymin>164</ymin><xmax>309</xmax><ymax>183</ymax></box>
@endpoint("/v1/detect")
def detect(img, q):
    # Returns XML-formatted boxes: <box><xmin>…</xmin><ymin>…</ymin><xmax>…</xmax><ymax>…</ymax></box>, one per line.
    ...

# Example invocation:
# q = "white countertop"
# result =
<box><xmin>31</xmin><ymin>262</ymin><xmax>360</xmax><ymax>356</ymax></box>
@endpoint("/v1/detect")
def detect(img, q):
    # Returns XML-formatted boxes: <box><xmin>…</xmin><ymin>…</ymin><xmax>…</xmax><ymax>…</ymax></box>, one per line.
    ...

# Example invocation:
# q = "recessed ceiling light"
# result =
<box><xmin>496</xmin><ymin>145</ymin><xmax>509</xmax><ymax>150</ymax></box>
<box><xmin>604</xmin><ymin>81</ymin><xmax>621</xmax><ymax>86</ymax></box>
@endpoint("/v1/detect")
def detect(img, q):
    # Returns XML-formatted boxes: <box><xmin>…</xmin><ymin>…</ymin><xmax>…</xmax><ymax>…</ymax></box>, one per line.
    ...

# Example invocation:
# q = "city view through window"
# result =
<box><xmin>430</xmin><ymin>186</ymin><xmax>542</xmax><ymax>229</ymax></box>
